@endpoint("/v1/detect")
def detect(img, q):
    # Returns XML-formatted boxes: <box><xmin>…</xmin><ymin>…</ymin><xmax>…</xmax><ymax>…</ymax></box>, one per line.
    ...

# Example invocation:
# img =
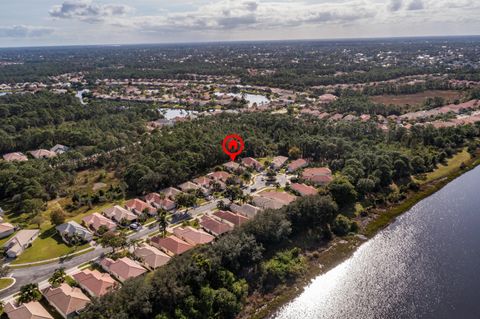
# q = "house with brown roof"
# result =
<box><xmin>241</xmin><ymin>157</ymin><xmax>263</xmax><ymax>171</ymax></box>
<box><xmin>28</xmin><ymin>149</ymin><xmax>57</xmax><ymax>159</ymax></box>
<box><xmin>252</xmin><ymin>196</ymin><xmax>286</xmax><ymax>210</ymax></box>
<box><xmin>0</xmin><ymin>222</ymin><xmax>15</xmax><ymax>238</ymax></box>
<box><xmin>4</xmin><ymin>301</ymin><xmax>53</xmax><ymax>319</ymax></box>
<box><xmin>42</xmin><ymin>283</ymin><xmax>90</xmax><ymax>319</ymax></box>
<box><xmin>253</xmin><ymin>191</ymin><xmax>297</xmax><ymax>210</ymax></box>
<box><xmin>223</xmin><ymin>161</ymin><xmax>241</xmax><ymax>172</ymax></box>
<box><xmin>207</xmin><ymin>171</ymin><xmax>231</xmax><ymax>182</ymax></box>
<box><xmin>4</xmin><ymin>229</ymin><xmax>39</xmax><ymax>258</ymax></box>
<box><xmin>192</xmin><ymin>176</ymin><xmax>212</xmax><ymax>189</ymax></box>
<box><xmin>290</xmin><ymin>183</ymin><xmax>318</xmax><ymax>197</ymax></box>
<box><xmin>145</xmin><ymin>193</ymin><xmax>175</xmax><ymax>211</ymax></box>
<box><xmin>230</xmin><ymin>203</ymin><xmax>261</xmax><ymax>218</ymax></box>
<box><xmin>302</xmin><ymin>167</ymin><xmax>333</xmax><ymax>186</ymax></box>
<box><xmin>72</xmin><ymin>269</ymin><xmax>117</xmax><ymax>297</ymax></box>
<box><xmin>2</xmin><ymin>152</ymin><xmax>28</xmax><ymax>162</ymax></box>
<box><xmin>103</xmin><ymin>205</ymin><xmax>137</xmax><ymax>224</ymax></box>
<box><xmin>150</xmin><ymin>235</ymin><xmax>194</xmax><ymax>256</ymax></box>
<box><xmin>213</xmin><ymin>211</ymin><xmax>249</xmax><ymax>227</ymax></box>
<box><xmin>173</xmin><ymin>226</ymin><xmax>215</xmax><ymax>245</ymax></box>
<box><xmin>199</xmin><ymin>216</ymin><xmax>233</xmax><ymax>237</ymax></box>
<box><xmin>287</xmin><ymin>158</ymin><xmax>308</xmax><ymax>173</ymax></box>
<box><xmin>133</xmin><ymin>243</ymin><xmax>171</xmax><ymax>270</ymax></box>
<box><xmin>160</xmin><ymin>187</ymin><xmax>182</xmax><ymax>200</ymax></box>
<box><xmin>271</xmin><ymin>156</ymin><xmax>288</xmax><ymax>170</ymax></box>
<box><xmin>125</xmin><ymin>199</ymin><xmax>156</xmax><ymax>216</ymax></box>
<box><xmin>178</xmin><ymin>181</ymin><xmax>200</xmax><ymax>192</ymax></box>
<box><xmin>82</xmin><ymin>213</ymin><xmax>116</xmax><ymax>234</ymax></box>
<box><xmin>100</xmin><ymin>257</ymin><xmax>146</xmax><ymax>282</ymax></box>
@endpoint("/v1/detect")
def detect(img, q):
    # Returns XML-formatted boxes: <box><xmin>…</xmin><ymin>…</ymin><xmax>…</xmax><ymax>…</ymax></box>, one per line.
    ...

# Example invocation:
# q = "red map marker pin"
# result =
<box><xmin>222</xmin><ymin>134</ymin><xmax>244</xmax><ymax>161</ymax></box>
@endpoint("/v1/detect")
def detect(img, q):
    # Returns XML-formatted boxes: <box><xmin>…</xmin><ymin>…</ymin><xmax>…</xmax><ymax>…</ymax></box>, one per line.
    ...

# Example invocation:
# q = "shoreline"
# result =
<box><xmin>243</xmin><ymin>152</ymin><xmax>480</xmax><ymax>319</ymax></box>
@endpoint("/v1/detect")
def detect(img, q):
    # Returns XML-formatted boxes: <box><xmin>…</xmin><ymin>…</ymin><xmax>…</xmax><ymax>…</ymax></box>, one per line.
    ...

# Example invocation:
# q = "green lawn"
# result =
<box><xmin>11</xmin><ymin>227</ymin><xmax>90</xmax><ymax>265</ymax></box>
<box><xmin>0</xmin><ymin>277</ymin><xmax>14</xmax><ymax>290</ymax></box>
<box><xmin>414</xmin><ymin>149</ymin><xmax>471</xmax><ymax>184</ymax></box>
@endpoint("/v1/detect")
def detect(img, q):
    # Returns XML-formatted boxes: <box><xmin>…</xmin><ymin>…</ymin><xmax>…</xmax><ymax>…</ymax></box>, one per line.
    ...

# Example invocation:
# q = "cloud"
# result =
<box><xmin>0</xmin><ymin>25</ymin><xmax>54</xmax><ymax>38</ymax></box>
<box><xmin>107</xmin><ymin>0</ymin><xmax>377</xmax><ymax>33</ymax></box>
<box><xmin>407</xmin><ymin>0</ymin><xmax>424</xmax><ymax>10</ymax></box>
<box><xmin>388</xmin><ymin>0</ymin><xmax>403</xmax><ymax>12</ymax></box>
<box><xmin>50</xmin><ymin>0</ymin><xmax>132</xmax><ymax>22</ymax></box>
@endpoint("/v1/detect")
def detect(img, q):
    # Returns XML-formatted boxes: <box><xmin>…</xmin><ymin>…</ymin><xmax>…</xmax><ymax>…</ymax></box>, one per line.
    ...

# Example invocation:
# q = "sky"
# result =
<box><xmin>0</xmin><ymin>0</ymin><xmax>479</xmax><ymax>47</ymax></box>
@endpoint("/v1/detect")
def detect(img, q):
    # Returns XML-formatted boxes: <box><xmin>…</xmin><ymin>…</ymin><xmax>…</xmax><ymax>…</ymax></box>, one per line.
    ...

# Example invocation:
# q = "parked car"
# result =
<box><xmin>130</xmin><ymin>223</ymin><xmax>140</xmax><ymax>230</ymax></box>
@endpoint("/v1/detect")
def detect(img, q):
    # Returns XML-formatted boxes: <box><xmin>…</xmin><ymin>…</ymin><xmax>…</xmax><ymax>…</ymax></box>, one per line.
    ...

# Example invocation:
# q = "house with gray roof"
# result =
<box><xmin>56</xmin><ymin>221</ymin><xmax>93</xmax><ymax>244</ymax></box>
<box><xmin>3</xmin><ymin>229</ymin><xmax>39</xmax><ymax>258</ymax></box>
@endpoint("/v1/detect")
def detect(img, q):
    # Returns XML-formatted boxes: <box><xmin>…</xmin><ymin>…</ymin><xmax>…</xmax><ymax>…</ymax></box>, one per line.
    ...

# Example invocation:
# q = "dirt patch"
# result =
<box><xmin>370</xmin><ymin>90</ymin><xmax>463</xmax><ymax>106</ymax></box>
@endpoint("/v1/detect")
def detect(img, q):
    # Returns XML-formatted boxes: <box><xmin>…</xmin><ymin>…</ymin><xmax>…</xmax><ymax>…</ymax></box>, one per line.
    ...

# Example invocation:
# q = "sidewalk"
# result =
<box><xmin>8</xmin><ymin>245</ymin><xmax>95</xmax><ymax>268</ymax></box>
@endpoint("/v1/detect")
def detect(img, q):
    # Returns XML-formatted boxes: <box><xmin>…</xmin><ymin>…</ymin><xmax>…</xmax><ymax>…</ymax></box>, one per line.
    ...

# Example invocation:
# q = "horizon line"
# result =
<box><xmin>1</xmin><ymin>34</ymin><xmax>480</xmax><ymax>50</ymax></box>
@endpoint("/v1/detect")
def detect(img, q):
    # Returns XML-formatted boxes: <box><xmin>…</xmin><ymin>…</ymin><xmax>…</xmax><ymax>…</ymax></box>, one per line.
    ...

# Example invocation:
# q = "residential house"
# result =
<box><xmin>252</xmin><ymin>196</ymin><xmax>286</xmax><ymax>210</ymax></box>
<box><xmin>230</xmin><ymin>203</ymin><xmax>261</xmax><ymax>218</ymax></box>
<box><xmin>144</xmin><ymin>193</ymin><xmax>175</xmax><ymax>211</ymax></box>
<box><xmin>192</xmin><ymin>176</ymin><xmax>212</xmax><ymax>189</ymax></box>
<box><xmin>82</xmin><ymin>213</ymin><xmax>116</xmax><ymax>234</ymax></box>
<box><xmin>318</xmin><ymin>93</ymin><xmax>338</xmax><ymax>104</ymax></box>
<box><xmin>271</xmin><ymin>156</ymin><xmax>288</xmax><ymax>170</ymax></box>
<box><xmin>173</xmin><ymin>226</ymin><xmax>215</xmax><ymax>245</ymax></box>
<box><xmin>42</xmin><ymin>283</ymin><xmax>90</xmax><ymax>319</ymax></box>
<box><xmin>103</xmin><ymin>205</ymin><xmax>137</xmax><ymax>224</ymax></box>
<box><xmin>72</xmin><ymin>269</ymin><xmax>117</xmax><ymax>297</ymax></box>
<box><xmin>4</xmin><ymin>301</ymin><xmax>53</xmax><ymax>319</ymax></box>
<box><xmin>4</xmin><ymin>229</ymin><xmax>40</xmax><ymax>258</ymax></box>
<box><xmin>28</xmin><ymin>149</ymin><xmax>57</xmax><ymax>159</ymax></box>
<box><xmin>100</xmin><ymin>257</ymin><xmax>146</xmax><ymax>282</ymax></box>
<box><xmin>252</xmin><ymin>191</ymin><xmax>297</xmax><ymax>210</ymax></box>
<box><xmin>199</xmin><ymin>216</ymin><xmax>233</xmax><ymax>237</ymax></box>
<box><xmin>150</xmin><ymin>235</ymin><xmax>194</xmax><ymax>256</ymax></box>
<box><xmin>287</xmin><ymin>159</ymin><xmax>308</xmax><ymax>173</ymax></box>
<box><xmin>160</xmin><ymin>187</ymin><xmax>182</xmax><ymax>200</ymax></box>
<box><xmin>241</xmin><ymin>157</ymin><xmax>263</xmax><ymax>171</ymax></box>
<box><xmin>222</xmin><ymin>161</ymin><xmax>241</xmax><ymax>172</ymax></box>
<box><xmin>0</xmin><ymin>222</ymin><xmax>15</xmax><ymax>238</ymax></box>
<box><xmin>124</xmin><ymin>199</ymin><xmax>156</xmax><ymax>216</ymax></box>
<box><xmin>207</xmin><ymin>171</ymin><xmax>231</xmax><ymax>183</ymax></box>
<box><xmin>133</xmin><ymin>243</ymin><xmax>171</xmax><ymax>269</ymax></box>
<box><xmin>290</xmin><ymin>183</ymin><xmax>318</xmax><ymax>196</ymax></box>
<box><xmin>50</xmin><ymin>144</ymin><xmax>69</xmax><ymax>155</ymax></box>
<box><xmin>2</xmin><ymin>152</ymin><xmax>28</xmax><ymax>162</ymax></box>
<box><xmin>213</xmin><ymin>211</ymin><xmax>249</xmax><ymax>227</ymax></box>
<box><xmin>177</xmin><ymin>181</ymin><xmax>200</xmax><ymax>192</ymax></box>
<box><xmin>56</xmin><ymin>221</ymin><xmax>93</xmax><ymax>244</ymax></box>
<box><xmin>302</xmin><ymin>167</ymin><xmax>333</xmax><ymax>186</ymax></box>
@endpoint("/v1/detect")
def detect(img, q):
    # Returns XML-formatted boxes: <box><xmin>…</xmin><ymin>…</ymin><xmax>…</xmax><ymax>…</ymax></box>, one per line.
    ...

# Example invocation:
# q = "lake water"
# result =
<box><xmin>158</xmin><ymin>108</ymin><xmax>198</xmax><ymax>120</ymax></box>
<box><xmin>276</xmin><ymin>165</ymin><xmax>480</xmax><ymax>319</ymax></box>
<box><xmin>215</xmin><ymin>92</ymin><xmax>270</xmax><ymax>108</ymax></box>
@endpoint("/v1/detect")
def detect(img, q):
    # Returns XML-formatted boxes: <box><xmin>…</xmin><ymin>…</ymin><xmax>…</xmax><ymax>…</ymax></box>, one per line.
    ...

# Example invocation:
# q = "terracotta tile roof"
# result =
<box><xmin>145</xmin><ymin>193</ymin><xmax>175</xmax><ymax>211</ymax></box>
<box><xmin>172</xmin><ymin>226</ymin><xmax>215</xmax><ymax>245</ymax></box>
<box><xmin>160</xmin><ymin>187</ymin><xmax>182</xmax><ymax>199</ymax></box>
<box><xmin>192</xmin><ymin>176</ymin><xmax>211</xmax><ymax>188</ymax></box>
<box><xmin>150</xmin><ymin>235</ymin><xmax>194</xmax><ymax>255</ymax></box>
<box><xmin>241</xmin><ymin>157</ymin><xmax>263</xmax><ymax>170</ymax></box>
<box><xmin>290</xmin><ymin>183</ymin><xmax>318</xmax><ymax>196</ymax></box>
<box><xmin>223</xmin><ymin>161</ymin><xmax>241</xmax><ymax>171</ymax></box>
<box><xmin>100</xmin><ymin>257</ymin><xmax>146</xmax><ymax>282</ymax></box>
<box><xmin>2</xmin><ymin>152</ymin><xmax>28</xmax><ymax>162</ymax></box>
<box><xmin>82</xmin><ymin>213</ymin><xmax>116</xmax><ymax>232</ymax></box>
<box><xmin>271</xmin><ymin>156</ymin><xmax>288</xmax><ymax>169</ymax></box>
<box><xmin>42</xmin><ymin>283</ymin><xmax>90</xmax><ymax>317</ymax></box>
<box><xmin>103</xmin><ymin>205</ymin><xmax>136</xmax><ymax>223</ymax></box>
<box><xmin>4</xmin><ymin>301</ymin><xmax>53</xmax><ymax>319</ymax></box>
<box><xmin>258</xmin><ymin>191</ymin><xmax>297</xmax><ymax>205</ymax></box>
<box><xmin>302</xmin><ymin>167</ymin><xmax>333</xmax><ymax>185</ymax></box>
<box><xmin>213</xmin><ymin>210</ymin><xmax>249</xmax><ymax>227</ymax></box>
<box><xmin>28</xmin><ymin>149</ymin><xmax>57</xmax><ymax>159</ymax></box>
<box><xmin>72</xmin><ymin>269</ymin><xmax>117</xmax><ymax>297</ymax></box>
<box><xmin>287</xmin><ymin>159</ymin><xmax>308</xmax><ymax>172</ymax></box>
<box><xmin>207</xmin><ymin>171</ymin><xmax>231</xmax><ymax>182</ymax></box>
<box><xmin>125</xmin><ymin>199</ymin><xmax>156</xmax><ymax>215</ymax></box>
<box><xmin>199</xmin><ymin>216</ymin><xmax>233</xmax><ymax>236</ymax></box>
<box><xmin>134</xmin><ymin>243</ymin><xmax>171</xmax><ymax>269</ymax></box>
<box><xmin>178</xmin><ymin>181</ymin><xmax>200</xmax><ymax>192</ymax></box>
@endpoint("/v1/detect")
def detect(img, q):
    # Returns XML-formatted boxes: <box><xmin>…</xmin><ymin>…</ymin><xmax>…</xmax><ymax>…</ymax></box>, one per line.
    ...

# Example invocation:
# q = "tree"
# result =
<box><xmin>332</xmin><ymin>215</ymin><xmax>352</xmax><ymax>236</ymax></box>
<box><xmin>100</xmin><ymin>231</ymin><xmax>127</xmax><ymax>253</ymax></box>
<box><xmin>0</xmin><ymin>260</ymin><xmax>10</xmax><ymax>278</ymax></box>
<box><xmin>157</xmin><ymin>209</ymin><xmax>168</xmax><ymax>237</ymax></box>
<box><xmin>18</xmin><ymin>283</ymin><xmax>41</xmax><ymax>304</ymax></box>
<box><xmin>50</xmin><ymin>208</ymin><xmax>66</xmax><ymax>226</ymax></box>
<box><xmin>224</xmin><ymin>185</ymin><xmax>243</xmax><ymax>202</ymax></box>
<box><xmin>328</xmin><ymin>177</ymin><xmax>357</xmax><ymax>207</ymax></box>
<box><xmin>30</xmin><ymin>215</ymin><xmax>44</xmax><ymax>228</ymax></box>
<box><xmin>288</xmin><ymin>146</ymin><xmax>302</xmax><ymax>159</ymax></box>
<box><xmin>48</xmin><ymin>267</ymin><xmax>66</xmax><ymax>287</ymax></box>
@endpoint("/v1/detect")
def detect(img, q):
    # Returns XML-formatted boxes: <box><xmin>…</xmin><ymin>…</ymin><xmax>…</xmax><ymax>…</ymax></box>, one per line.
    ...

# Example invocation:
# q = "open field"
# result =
<box><xmin>370</xmin><ymin>90</ymin><xmax>464</xmax><ymax>106</ymax></box>
<box><xmin>414</xmin><ymin>148</ymin><xmax>471</xmax><ymax>184</ymax></box>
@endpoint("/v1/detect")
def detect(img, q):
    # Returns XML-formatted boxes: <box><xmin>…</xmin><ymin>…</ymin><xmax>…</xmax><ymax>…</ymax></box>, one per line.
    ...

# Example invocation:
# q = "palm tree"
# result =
<box><xmin>18</xmin><ymin>283</ymin><xmax>41</xmax><ymax>304</ymax></box>
<box><xmin>48</xmin><ymin>268</ymin><xmax>66</xmax><ymax>287</ymax></box>
<box><xmin>157</xmin><ymin>209</ymin><xmax>168</xmax><ymax>238</ymax></box>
